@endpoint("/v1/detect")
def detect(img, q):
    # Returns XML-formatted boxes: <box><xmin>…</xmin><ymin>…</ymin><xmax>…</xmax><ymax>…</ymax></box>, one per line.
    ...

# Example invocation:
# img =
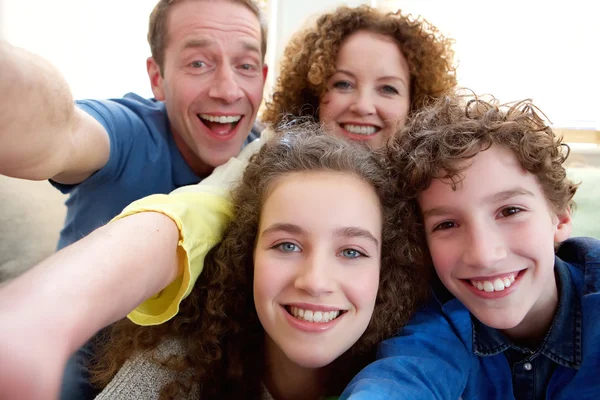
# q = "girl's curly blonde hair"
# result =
<box><xmin>261</xmin><ymin>5</ymin><xmax>456</xmax><ymax>126</ymax></box>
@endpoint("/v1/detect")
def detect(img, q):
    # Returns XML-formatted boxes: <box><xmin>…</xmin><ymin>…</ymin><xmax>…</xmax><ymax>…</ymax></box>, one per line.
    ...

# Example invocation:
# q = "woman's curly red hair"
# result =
<box><xmin>261</xmin><ymin>5</ymin><xmax>456</xmax><ymax>126</ymax></box>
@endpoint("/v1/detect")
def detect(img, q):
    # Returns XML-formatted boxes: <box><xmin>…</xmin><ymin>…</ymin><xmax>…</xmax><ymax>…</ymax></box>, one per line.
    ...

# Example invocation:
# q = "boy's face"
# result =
<box><xmin>418</xmin><ymin>145</ymin><xmax>572</xmax><ymax>337</ymax></box>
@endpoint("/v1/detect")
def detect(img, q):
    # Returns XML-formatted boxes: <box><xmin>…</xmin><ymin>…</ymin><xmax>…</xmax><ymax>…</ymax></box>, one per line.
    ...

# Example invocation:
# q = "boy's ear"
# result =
<box><xmin>554</xmin><ymin>207</ymin><xmax>573</xmax><ymax>243</ymax></box>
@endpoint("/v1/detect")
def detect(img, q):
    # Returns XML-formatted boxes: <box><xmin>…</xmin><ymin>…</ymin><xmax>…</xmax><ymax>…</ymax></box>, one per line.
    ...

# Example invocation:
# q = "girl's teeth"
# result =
<box><xmin>289</xmin><ymin>306</ymin><xmax>341</xmax><ymax>323</ymax></box>
<box><xmin>470</xmin><ymin>273</ymin><xmax>517</xmax><ymax>293</ymax></box>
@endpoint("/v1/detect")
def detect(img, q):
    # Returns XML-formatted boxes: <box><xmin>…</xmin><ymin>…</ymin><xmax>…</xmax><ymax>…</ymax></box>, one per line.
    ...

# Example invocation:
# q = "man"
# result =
<box><xmin>0</xmin><ymin>0</ymin><xmax>268</xmax><ymax>398</ymax></box>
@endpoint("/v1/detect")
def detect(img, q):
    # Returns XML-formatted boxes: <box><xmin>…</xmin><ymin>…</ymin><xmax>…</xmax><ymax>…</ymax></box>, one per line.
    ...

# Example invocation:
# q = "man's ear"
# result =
<box><xmin>147</xmin><ymin>57</ymin><xmax>165</xmax><ymax>101</ymax></box>
<box><xmin>262</xmin><ymin>64</ymin><xmax>268</xmax><ymax>82</ymax></box>
<box><xmin>554</xmin><ymin>207</ymin><xmax>573</xmax><ymax>244</ymax></box>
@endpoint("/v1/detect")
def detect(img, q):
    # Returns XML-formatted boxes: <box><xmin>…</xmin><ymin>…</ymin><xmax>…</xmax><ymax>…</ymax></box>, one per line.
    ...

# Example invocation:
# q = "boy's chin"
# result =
<box><xmin>469</xmin><ymin>306</ymin><xmax>526</xmax><ymax>332</ymax></box>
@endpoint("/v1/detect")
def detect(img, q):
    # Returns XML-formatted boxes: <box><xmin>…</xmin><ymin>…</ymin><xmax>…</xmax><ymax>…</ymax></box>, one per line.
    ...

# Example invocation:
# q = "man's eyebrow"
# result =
<box><xmin>182</xmin><ymin>38</ymin><xmax>214</xmax><ymax>50</ymax></box>
<box><xmin>334</xmin><ymin>227</ymin><xmax>379</xmax><ymax>247</ymax></box>
<box><xmin>261</xmin><ymin>223</ymin><xmax>305</xmax><ymax>237</ymax></box>
<box><xmin>181</xmin><ymin>38</ymin><xmax>261</xmax><ymax>57</ymax></box>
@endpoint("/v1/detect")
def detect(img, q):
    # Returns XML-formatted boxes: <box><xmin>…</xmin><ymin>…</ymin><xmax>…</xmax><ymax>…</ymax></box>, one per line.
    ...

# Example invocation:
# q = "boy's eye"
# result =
<box><xmin>275</xmin><ymin>242</ymin><xmax>300</xmax><ymax>253</ymax></box>
<box><xmin>432</xmin><ymin>221</ymin><xmax>457</xmax><ymax>231</ymax></box>
<box><xmin>500</xmin><ymin>207</ymin><xmax>523</xmax><ymax>217</ymax></box>
<box><xmin>339</xmin><ymin>248</ymin><xmax>365</xmax><ymax>259</ymax></box>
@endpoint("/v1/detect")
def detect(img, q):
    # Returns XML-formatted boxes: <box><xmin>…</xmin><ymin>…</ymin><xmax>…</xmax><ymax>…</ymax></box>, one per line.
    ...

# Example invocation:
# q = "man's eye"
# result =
<box><xmin>190</xmin><ymin>61</ymin><xmax>206</xmax><ymax>68</ymax></box>
<box><xmin>240</xmin><ymin>63</ymin><xmax>255</xmax><ymax>70</ymax></box>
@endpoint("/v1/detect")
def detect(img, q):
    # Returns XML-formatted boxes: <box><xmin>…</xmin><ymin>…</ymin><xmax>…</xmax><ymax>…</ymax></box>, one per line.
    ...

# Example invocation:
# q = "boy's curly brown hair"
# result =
<box><xmin>388</xmin><ymin>91</ymin><xmax>579</xmax><ymax>239</ymax></box>
<box><xmin>89</xmin><ymin>123</ymin><xmax>429</xmax><ymax>399</ymax></box>
<box><xmin>261</xmin><ymin>5</ymin><xmax>456</xmax><ymax>126</ymax></box>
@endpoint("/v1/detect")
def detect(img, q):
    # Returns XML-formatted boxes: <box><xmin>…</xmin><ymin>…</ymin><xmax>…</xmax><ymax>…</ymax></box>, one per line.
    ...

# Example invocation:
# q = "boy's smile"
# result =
<box><xmin>418</xmin><ymin>145</ymin><xmax>572</xmax><ymax>340</ymax></box>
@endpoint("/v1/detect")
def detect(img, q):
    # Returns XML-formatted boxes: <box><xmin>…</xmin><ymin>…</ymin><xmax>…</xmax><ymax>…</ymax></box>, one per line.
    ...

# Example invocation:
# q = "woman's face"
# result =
<box><xmin>320</xmin><ymin>30</ymin><xmax>411</xmax><ymax>150</ymax></box>
<box><xmin>253</xmin><ymin>171</ymin><xmax>382</xmax><ymax>369</ymax></box>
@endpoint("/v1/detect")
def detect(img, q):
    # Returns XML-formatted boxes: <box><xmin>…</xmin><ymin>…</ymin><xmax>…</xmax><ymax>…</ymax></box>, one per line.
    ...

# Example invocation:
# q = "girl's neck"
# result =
<box><xmin>263</xmin><ymin>337</ymin><xmax>330</xmax><ymax>400</ymax></box>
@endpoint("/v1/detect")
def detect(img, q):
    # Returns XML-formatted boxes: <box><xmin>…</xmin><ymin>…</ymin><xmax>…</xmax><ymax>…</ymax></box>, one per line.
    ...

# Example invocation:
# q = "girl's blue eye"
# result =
<box><xmin>340</xmin><ymin>248</ymin><xmax>364</xmax><ymax>258</ymax></box>
<box><xmin>277</xmin><ymin>243</ymin><xmax>300</xmax><ymax>252</ymax></box>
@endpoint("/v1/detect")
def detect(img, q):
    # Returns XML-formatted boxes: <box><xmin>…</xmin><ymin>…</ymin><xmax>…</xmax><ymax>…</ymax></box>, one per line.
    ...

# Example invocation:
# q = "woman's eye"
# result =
<box><xmin>381</xmin><ymin>85</ymin><xmax>399</xmax><ymax>95</ymax></box>
<box><xmin>500</xmin><ymin>207</ymin><xmax>523</xmax><ymax>217</ymax></box>
<box><xmin>332</xmin><ymin>80</ymin><xmax>352</xmax><ymax>90</ymax></box>
<box><xmin>432</xmin><ymin>221</ymin><xmax>456</xmax><ymax>232</ymax></box>
<box><xmin>276</xmin><ymin>242</ymin><xmax>300</xmax><ymax>253</ymax></box>
<box><xmin>340</xmin><ymin>248</ymin><xmax>365</xmax><ymax>259</ymax></box>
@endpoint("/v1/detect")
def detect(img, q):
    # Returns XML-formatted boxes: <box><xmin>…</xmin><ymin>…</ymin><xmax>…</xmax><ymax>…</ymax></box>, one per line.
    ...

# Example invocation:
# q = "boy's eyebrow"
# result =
<box><xmin>485</xmin><ymin>188</ymin><xmax>535</xmax><ymax>204</ymax></box>
<box><xmin>422</xmin><ymin>188</ymin><xmax>536</xmax><ymax>219</ymax></box>
<box><xmin>334</xmin><ymin>227</ymin><xmax>379</xmax><ymax>247</ymax></box>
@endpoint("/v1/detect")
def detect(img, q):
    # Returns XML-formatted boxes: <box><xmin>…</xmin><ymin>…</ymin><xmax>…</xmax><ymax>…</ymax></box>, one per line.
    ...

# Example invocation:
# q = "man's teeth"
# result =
<box><xmin>342</xmin><ymin>124</ymin><xmax>378</xmax><ymax>135</ymax></box>
<box><xmin>289</xmin><ymin>306</ymin><xmax>341</xmax><ymax>323</ymax></box>
<box><xmin>199</xmin><ymin>114</ymin><xmax>242</xmax><ymax>123</ymax></box>
<box><xmin>470</xmin><ymin>274</ymin><xmax>516</xmax><ymax>292</ymax></box>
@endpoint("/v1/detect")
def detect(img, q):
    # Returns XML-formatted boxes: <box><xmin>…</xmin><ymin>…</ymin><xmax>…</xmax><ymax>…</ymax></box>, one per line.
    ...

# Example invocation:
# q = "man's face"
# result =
<box><xmin>148</xmin><ymin>0</ymin><xmax>267</xmax><ymax>176</ymax></box>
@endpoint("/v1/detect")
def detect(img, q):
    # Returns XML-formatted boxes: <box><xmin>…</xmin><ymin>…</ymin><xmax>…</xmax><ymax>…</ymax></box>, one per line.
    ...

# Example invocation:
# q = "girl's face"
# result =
<box><xmin>319</xmin><ymin>30</ymin><xmax>411</xmax><ymax>150</ymax></box>
<box><xmin>253</xmin><ymin>170</ymin><xmax>382</xmax><ymax>370</ymax></box>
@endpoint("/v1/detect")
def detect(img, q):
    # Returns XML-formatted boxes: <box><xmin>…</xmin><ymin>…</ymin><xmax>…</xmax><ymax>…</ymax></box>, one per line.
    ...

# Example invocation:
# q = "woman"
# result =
<box><xmin>262</xmin><ymin>5</ymin><xmax>456</xmax><ymax>149</ymax></box>
<box><xmin>91</xmin><ymin>127</ymin><xmax>429</xmax><ymax>399</ymax></box>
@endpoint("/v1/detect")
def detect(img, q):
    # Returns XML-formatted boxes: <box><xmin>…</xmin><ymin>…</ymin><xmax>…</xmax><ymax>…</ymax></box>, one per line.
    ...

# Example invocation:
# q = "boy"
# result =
<box><xmin>341</xmin><ymin>94</ymin><xmax>600</xmax><ymax>399</ymax></box>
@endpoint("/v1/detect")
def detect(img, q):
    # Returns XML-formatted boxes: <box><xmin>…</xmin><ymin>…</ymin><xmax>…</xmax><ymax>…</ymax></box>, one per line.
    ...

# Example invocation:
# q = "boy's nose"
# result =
<box><xmin>462</xmin><ymin>227</ymin><xmax>508</xmax><ymax>269</ymax></box>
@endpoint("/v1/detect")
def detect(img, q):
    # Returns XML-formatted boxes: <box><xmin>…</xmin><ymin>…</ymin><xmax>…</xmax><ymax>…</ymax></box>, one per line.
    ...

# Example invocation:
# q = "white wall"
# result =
<box><xmin>377</xmin><ymin>0</ymin><xmax>600</xmax><ymax>129</ymax></box>
<box><xmin>2</xmin><ymin>0</ymin><xmax>157</xmax><ymax>99</ymax></box>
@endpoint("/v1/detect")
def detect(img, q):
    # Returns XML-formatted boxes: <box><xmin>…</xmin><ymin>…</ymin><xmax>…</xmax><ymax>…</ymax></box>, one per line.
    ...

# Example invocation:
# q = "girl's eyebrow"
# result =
<box><xmin>261</xmin><ymin>223</ymin><xmax>379</xmax><ymax>247</ymax></box>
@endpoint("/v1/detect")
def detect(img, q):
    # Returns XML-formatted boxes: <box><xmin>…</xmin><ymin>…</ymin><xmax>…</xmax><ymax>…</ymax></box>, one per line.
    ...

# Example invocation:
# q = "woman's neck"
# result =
<box><xmin>263</xmin><ymin>336</ymin><xmax>329</xmax><ymax>400</ymax></box>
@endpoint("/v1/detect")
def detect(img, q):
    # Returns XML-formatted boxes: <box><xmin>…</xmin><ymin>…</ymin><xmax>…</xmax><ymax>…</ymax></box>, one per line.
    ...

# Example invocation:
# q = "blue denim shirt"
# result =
<box><xmin>341</xmin><ymin>237</ymin><xmax>600</xmax><ymax>399</ymax></box>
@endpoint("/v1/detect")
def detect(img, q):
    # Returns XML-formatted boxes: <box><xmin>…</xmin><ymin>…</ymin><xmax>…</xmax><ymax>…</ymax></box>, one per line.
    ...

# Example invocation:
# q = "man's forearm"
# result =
<box><xmin>0</xmin><ymin>212</ymin><xmax>181</xmax><ymax>357</ymax></box>
<box><xmin>0</xmin><ymin>41</ymin><xmax>76</xmax><ymax>180</ymax></box>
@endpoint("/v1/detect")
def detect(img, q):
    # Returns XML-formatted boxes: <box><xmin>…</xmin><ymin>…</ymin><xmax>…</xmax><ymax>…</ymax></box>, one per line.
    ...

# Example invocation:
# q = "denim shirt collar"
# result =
<box><xmin>470</xmin><ymin>257</ymin><xmax>582</xmax><ymax>369</ymax></box>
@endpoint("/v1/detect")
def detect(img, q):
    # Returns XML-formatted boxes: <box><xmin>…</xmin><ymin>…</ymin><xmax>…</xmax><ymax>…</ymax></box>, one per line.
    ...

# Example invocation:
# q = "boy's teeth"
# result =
<box><xmin>470</xmin><ymin>273</ymin><xmax>516</xmax><ymax>293</ymax></box>
<box><xmin>342</xmin><ymin>124</ymin><xmax>378</xmax><ymax>135</ymax></box>
<box><xmin>199</xmin><ymin>114</ymin><xmax>241</xmax><ymax>123</ymax></box>
<box><xmin>289</xmin><ymin>306</ymin><xmax>341</xmax><ymax>323</ymax></box>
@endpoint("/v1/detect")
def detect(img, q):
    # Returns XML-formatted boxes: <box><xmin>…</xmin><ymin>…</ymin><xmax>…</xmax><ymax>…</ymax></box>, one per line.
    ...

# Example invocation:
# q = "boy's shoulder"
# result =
<box><xmin>557</xmin><ymin>237</ymin><xmax>600</xmax><ymax>296</ymax></box>
<box><xmin>557</xmin><ymin>237</ymin><xmax>600</xmax><ymax>268</ymax></box>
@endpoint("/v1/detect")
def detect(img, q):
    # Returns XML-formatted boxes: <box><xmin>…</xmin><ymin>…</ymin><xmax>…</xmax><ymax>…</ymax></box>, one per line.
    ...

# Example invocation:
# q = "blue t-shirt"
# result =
<box><xmin>341</xmin><ymin>237</ymin><xmax>600</xmax><ymax>400</ymax></box>
<box><xmin>51</xmin><ymin>93</ymin><xmax>257</xmax><ymax>249</ymax></box>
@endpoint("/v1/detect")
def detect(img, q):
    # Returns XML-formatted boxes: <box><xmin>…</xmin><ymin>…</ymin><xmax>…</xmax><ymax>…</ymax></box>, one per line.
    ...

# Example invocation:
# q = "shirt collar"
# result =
<box><xmin>470</xmin><ymin>257</ymin><xmax>582</xmax><ymax>369</ymax></box>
